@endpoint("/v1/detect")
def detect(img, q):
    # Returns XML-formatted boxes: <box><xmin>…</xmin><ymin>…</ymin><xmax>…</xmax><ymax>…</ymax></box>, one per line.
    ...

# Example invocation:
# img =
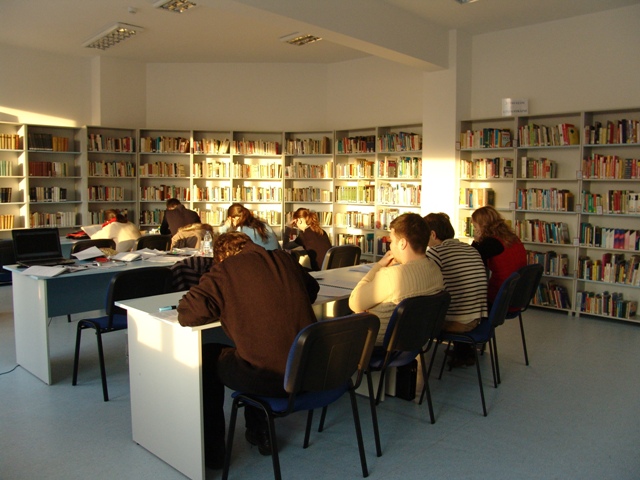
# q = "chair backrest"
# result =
<box><xmin>70</xmin><ymin>239</ymin><xmax>116</xmax><ymax>255</ymax></box>
<box><xmin>509</xmin><ymin>263</ymin><xmax>544</xmax><ymax>311</ymax></box>
<box><xmin>382</xmin><ymin>291</ymin><xmax>451</xmax><ymax>353</ymax></box>
<box><xmin>321</xmin><ymin>245</ymin><xmax>361</xmax><ymax>270</ymax></box>
<box><xmin>135</xmin><ymin>234</ymin><xmax>172</xmax><ymax>251</ymax></box>
<box><xmin>488</xmin><ymin>271</ymin><xmax>521</xmax><ymax>329</ymax></box>
<box><xmin>106</xmin><ymin>267</ymin><xmax>173</xmax><ymax>321</ymax></box>
<box><xmin>284</xmin><ymin>313</ymin><xmax>380</xmax><ymax>395</ymax></box>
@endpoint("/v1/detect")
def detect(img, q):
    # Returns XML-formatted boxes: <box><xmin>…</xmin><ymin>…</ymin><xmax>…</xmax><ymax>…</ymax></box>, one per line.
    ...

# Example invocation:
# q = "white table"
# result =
<box><xmin>119</xmin><ymin>265</ymin><xmax>367</xmax><ymax>480</ymax></box>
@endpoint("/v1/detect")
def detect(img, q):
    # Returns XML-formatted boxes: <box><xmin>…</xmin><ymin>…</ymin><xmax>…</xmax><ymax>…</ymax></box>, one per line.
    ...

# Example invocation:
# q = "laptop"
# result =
<box><xmin>12</xmin><ymin>228</ymin><xmax>76</xmax><ymax>267</ymax></box>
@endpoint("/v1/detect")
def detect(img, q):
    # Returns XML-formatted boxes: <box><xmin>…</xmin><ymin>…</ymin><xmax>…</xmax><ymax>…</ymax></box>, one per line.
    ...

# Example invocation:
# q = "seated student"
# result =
<box><xmin>219</xmin><ymin>203</ymin><xmax>281</xmax><ymax>250</ymax></box>
<box><xmin>470</xmin><ymin>205</ymin><xmax>527</xmax><ymax>306</ymax></box>
<box><xmin>170</xmin><ymin>222</ymin><xmax>214</xmax><ymax>250</ymax></box>
<box><xmin>90</xmin><ymin>209</ymin><xmax>141</xmax><ymax>252</ymax></box>
<box><xmin>348</xmin><ymin>212</ymin><xmax>444</xmax><ymax>345</ymax></box>
<box><xmin>177</xmin><ymin>232</ymin><xmax>319</xmax><ymax>468</ymax></box>
<box><xmin>160</xmin><ymin>198</ymin><xmax>201</xmax><ymax>236</ymax></box>
<box><xmin>284</xmin><ymin>207</ymin><xmax>332</xmax><ymax>271</ymax></box>
<box><xmin>424</xmin><ymin>212</ymin><xmax>488</xmax><ymax>366</ymax></box>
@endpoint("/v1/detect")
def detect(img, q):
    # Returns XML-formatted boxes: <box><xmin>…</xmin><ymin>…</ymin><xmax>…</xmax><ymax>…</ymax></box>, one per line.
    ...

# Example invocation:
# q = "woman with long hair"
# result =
<box><xmin>221</xmin><ymin>203</ymin><xmax>280</xmax><ymax>250</ymax></box>
<box><xmin>287</xmin><ymin>208</ymin><xmax>332</xmax><ymax>271</ymax></box>
<box><xmin>471</xmin><ymin>205</ymin><xmax>526</xmax><ymax>304</ymax></box>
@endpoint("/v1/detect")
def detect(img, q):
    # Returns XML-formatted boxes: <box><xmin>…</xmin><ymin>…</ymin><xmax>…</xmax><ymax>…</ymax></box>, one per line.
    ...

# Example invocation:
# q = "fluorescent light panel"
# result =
<box><xmin>154</xmin><ymin>0</ymin><xmax>197</xmax><ymax>13</ymax></box>
<box><xmin>279</xmin><ymin>33</ymin><xmax>322</xmax><ymax>46</ymax></box>
<box><xmin>83</xmin><ymin>23</ymin><xmax>143</xmax><ymax>50</ymax></box>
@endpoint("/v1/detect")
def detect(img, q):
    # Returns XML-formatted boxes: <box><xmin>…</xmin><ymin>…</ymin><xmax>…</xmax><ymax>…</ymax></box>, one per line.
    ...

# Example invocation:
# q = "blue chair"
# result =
<box><xmin>222</xmin><ymin>312</ymin><xmax>380</xmax><ymax>480</ymax></box>
<box><xmin>437</xmin><ymin>272</ymin><xmax>520</xmax><ymax>416</ymax></box>
<box><xmin>71</xmin><ymin>267</ymin><xmax>172</xmax><ymax>401</ymax></box>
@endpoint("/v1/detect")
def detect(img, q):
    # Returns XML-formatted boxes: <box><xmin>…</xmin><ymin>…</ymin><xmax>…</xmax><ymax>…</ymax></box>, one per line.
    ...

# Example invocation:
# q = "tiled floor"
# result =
<box><xmin>1</xmin><ymin>282</ymin><xmax>639</xmax><ymax>480</ymax></box>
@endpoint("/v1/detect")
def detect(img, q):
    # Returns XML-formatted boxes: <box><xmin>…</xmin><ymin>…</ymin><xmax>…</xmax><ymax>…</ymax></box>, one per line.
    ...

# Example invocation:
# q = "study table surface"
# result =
<box><xmin>117</xmin><ymin>264</ymin><xmax>369</xmax><ymax>480</ymax></box>
<box><xmin>4</xmin><ymin>257</ymin><xmax>182</xmax><ymax>385</ymax></box>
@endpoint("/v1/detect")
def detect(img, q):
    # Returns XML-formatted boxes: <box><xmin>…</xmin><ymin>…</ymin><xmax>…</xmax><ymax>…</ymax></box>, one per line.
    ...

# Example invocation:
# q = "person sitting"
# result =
<box><xmin>90</xmin><ymin>209</ymin><xmax>141</xmax><ymax>252</ymax></box>
<box><xmin>177</xmin><ymin>232</ymin><xmax>319</xmax><ymax>469</ymax></box>
<box><xmin>470</xmin><ymin>205</ymin><xmax>527</xmax><ymax>306</ymax></box>
<box><xmin>424</xmin><ymin>212</ymin><xmax>488</xmax><ymax>366</ymax></box>
<box><xmin>160</xmin><ymin>198</ymin><xmax>201</xmax><ymax>236</ymax></box>
<box><xmin>219</xmin><ymin>203</ymin><xmax>281</xmax><ymax>250</ymax></box>
<box><xmin>348</xmin><ymin>212</ymin><xmax>444</xmax><ymax>345</ymax></box>
<box><xmin>284</xmin><ymin>207</ymin><xmax>332</xmax><ymax>271</ymax></box>
<box><xmin>170</xmin><ymin>222</ymin><xmax>214</xmax><ymax>250</ymax></box>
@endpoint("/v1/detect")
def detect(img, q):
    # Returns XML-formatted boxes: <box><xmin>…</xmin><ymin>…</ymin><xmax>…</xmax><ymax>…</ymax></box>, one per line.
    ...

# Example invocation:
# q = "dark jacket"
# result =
<box><xmin>160</xmin><ymin>204</ymin><xmax>201</xmax><ymax>235</ymax></box>
<box><xmin>293</xmin><ymin>228</ymin><xmax>332</xmax><ymax>271</ymax></box>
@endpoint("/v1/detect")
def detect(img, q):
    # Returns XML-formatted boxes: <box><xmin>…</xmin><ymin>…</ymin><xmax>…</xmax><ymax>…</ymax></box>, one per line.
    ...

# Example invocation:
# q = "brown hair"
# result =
<box><xmin>166</xmin><ymin>198</ymin><xmax>182</xmax><ymax>210</ymax></box>
<box><xmin>389</xmin><ymin>213</ymin><xmax>430</xmax><ymax>253</ymax></box>
<box><xmin>104</xmin><ymin>209</ymin><xmax>127</xmax><ymax>223</ymax></box>
<box><xmin>214</xmin><ymin>232</ymin><xmax>251</xmax><ymax>263</ymax></box>
<box><xmin>226</xmin><ymin>203</ymin><xmax>270</xmax><ymax>242</ymax></box>
<box><xmin>291</xmin><ymin>208</ymin><xmax>323</xmax><ymax>235</ymax></box>
<box><xmin>471</xmin><ymin>205</ymin><xmax>518</xmax><ymax>246</ymax></box>
<box><xmin>423</xmin><ymin>212</ymin><xmax>455</xmax><ymax>241</ymax></box>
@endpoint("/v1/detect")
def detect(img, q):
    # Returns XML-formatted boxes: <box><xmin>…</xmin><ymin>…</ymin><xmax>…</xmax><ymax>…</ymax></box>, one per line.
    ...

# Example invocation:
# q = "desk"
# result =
<box><xmin>4</xmin><ymin>257</ymin><xmax>180</xmax><ymax>385</ymax></box>
<box><xmin>119</xmin><ymin>265</ymin><xmax>367</xmax><ymax>480</ymax></box>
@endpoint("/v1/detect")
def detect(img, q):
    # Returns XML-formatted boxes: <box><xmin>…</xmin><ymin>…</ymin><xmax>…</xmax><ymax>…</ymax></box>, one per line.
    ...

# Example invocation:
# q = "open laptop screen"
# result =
<box><xmin>12</xmin><ymin>228</ymin><xmax>64</xmax><ymax>264</ymax></box>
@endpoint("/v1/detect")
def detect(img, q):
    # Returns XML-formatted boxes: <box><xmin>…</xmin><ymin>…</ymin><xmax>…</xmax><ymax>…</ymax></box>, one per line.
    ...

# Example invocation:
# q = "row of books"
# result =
<box><xmin>284</xmin><ymin>161</ymin><xmax>333</xmax><ymax>179</ymax></box>
<box><xmin>246</xmin><ymin>209</ymin><xmax>282</xmax><ymax>226</ymax></box>
<box><xmin>138</xmin><ymin>209</ymin><xmax>165</xmax><ymax>226</ymax></box>
<box><xmin>377</xmin><ymin>132</ymin><xmax>422</xmax><ymax>153</ymax></box>
<box><xmin>334</xmin><ymin>185</ymin><xmax>375</xmax><ymax>204</ymax></box>
<box><xmin>140</xmin><ymin>136</ymin><xmax>190</xmax><ymax>154</ymax></box>
<box><xmin>378</xmin><ymin>235</ymin><xmax>391</xmax><ymax>253</ymax></box>
<box><xmin>514</xmin><ymin>219</ymin><xmax>571</xmax><ymax>244</ymax></box>
<box><xmin>139</xmin><ymin>162</ymin><xmax>188</xmax><ymax>178</ymax></box>
<box><xmin>232</xmin><ymin>140</ymin><xmax>281</xmax><ymax>156</ymax></box>
<box><xmin>192</xmin><ymin>186</ymin><xmax>232</xmax><ymax>202</ymax></box>
<box><xmin>336</xmin><ymin>159</ymin><xmax>374</xmax><ymax>179</ymax></box>
<box><xmin>285</xmin><ymin>137</ymin><xmax>331</xmax><ymax>155</ymax></box>
<box><xmin>29</xmin><ymin>211</ymin><xmax>76</xmax><ymax>228</ymax></box>
<box><xmin>0</xmin><ymin>133</ymin><xmax>21</xmax><ymax>150</ymax></box>
<box><xmin>520</xmin><ymin>157</ymin><xmax>557</xmax><ymax>179</ymax></box>
<box><xmin>193</xmin><ymin>138</ymin><xmax>230</xmax><ymax>155</ymax></box>
<box><xmin>377</xmin><ymin>183</ymin><xmax>421</xmax><ymax>206</ymax></box>
<box><xmin>459</xmin><ymin>157</ymin><xmax>513</xmax><ymax>179</ymax></box>
<box><xmin>518</xmin><ymin>123</ymin><xmax>579</xmax><ymax>147</ymax></box>
<box><xmin>459</xmin><ymin>187</ymin><xmax>494</xmax><ymax>209</ymax></box>
<box><xmin>579</xmin><ymin>224</ymin><xmax>640</xmax><ymax>251</ymax></box>
<box><xmin>526</xmin><ymin>250</ymin><xmax>570</xmax><ymax>277</ymax></box>
<box><xmin>576</xmin><ymin>290</ymin><xmax>637</xmax><ymax>319</ymax></box>
<box><xmin>91</xmin><ymin>208</ymin><xmax>130</xmax><ymax>225</ymax></box>
<box><xmin>283</xmin><ymin>210</ymin><xmax>332</xmax><ymax>228</ymax></box>
<box><xmin>460</xmin><ymin>128</ymin><xmax>512</xmax><ymax>149</ymax></box>
<box><xmin>0</xmin><ymin>214</ymin><xmax>15</xmax><ymax>230</ymax></box>
<box><xmin>581</xmin><ymin>190</ymin><xmax>640</xmax><ymax>214</ymax></box>
<box><xmin>88</xmin><ymin>186</ymin><xmax>124</xmax><ymax>202</ymax></box>
<box><xmin>0</xmin><ymin>160</ymin><xmax>14</xmax><ymax>176</ymax></box>
<box><xmin>232</xmin><ymin>186</ymin><xmax>282</xmax><ymax>203</ymax></box>
<box><xmin>194</xmin><ymin>207</ymin><xmax>225</xmax><ymax>227</ymax></box>
<box><xmin>577</xmin><ymin>253</ymin><xmax>640</xmax><ymax>286</ymax></box>
<box><xmin>376</xmin><ymin>208</ymin><xmax>401</xmax><ymax>230</ymax></box>
<box><xmin>336</xmin><ymin>233</ymin><xmax>375</xmax><ymax>254</ymax></box>
<box><xmin>193</xmin><ymin>160</ymin><xmax>231</xmax><ymax>178</ymax></box>
<box><xmin>89</xmin><ymin>161</ymin><xmax>136</xmax><ymax>177</ymax></box>
<box><xmin>378</xmin><ymin>156</ymin><xmax>422</xmax><ymax>179</ymax></box>
<box><xmin>335</xmin><ymin>135</ymin><xmax>376</xmax><ymax>154</ymax></box>
<box><xmin>460</xmin><ymin>216</ymin><xmax>475</xmax><ymax>238</ymax></box>
<box><xmin>0</xmin><ymin>187</ymin><xmax>12</xmax><ymax>203</ymax></box>
<box><xmin>27</xmin><ymin>133</ymin><xmax>71</xmax><ymax>152</ymax></box>
<box><xmin>87</xmin><ymin>134</ymin><xmax>135</xmax><ymax>153</ymax></box>
<box><xmin>581</xmin><ymin>154</ymin><xmax>639</xmax><ymax>179</ymax></box>
<box><xmin>334</xmin><ymin>211</ymin><xmax>375</xmax><ymax>229</ymax></box>
<box><xmin>28</xmin><ymin>161</ymin><xmax>69</xmax><ymax>177</ymax></box>
<box><xmin>29</xmin><ymin>186</ymin><xmax>67</xmax><ymax>202</ymax></box>
<box><xmin>532</xmin><ymin>281</ymin><xmax>571</xmax><ymax>309</ymax></box>
<box><xmin>233</xmin><ymin>163</ymin><xmax>281</xmax><ymax>179</ymax></box>
<box><xmin>516</xmin><ymin>188</ymin><xmax>574</xmax><ymax>212</ymax></box>
<box><xmin>584</xmin><ymin>120</ymin><xmax>640</xmax><ymax>145</ymax></box>
<box><xmin>284</xmin><ymin>187</ymin><xmax>332</xmax><ymax>203</ymax></box>
<box><xmin>139</xmin><ymin>186</ymin><xmax>190</xmax><ymax>202</ymax></box>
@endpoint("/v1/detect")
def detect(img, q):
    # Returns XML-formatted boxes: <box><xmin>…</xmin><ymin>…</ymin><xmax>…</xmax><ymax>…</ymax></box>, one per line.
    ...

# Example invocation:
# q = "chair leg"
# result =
<box><xmin>519</xmin><ymin>313</ymin><xmax>530</xmax><ymax>366</ymax></box>
<box><xmin>348</xmin><ymin>389</ymin><xmax>369</xmax><ymax>478</ymax></box>
<box><xmin>365</xmin><ymin>370</ymin><xmax>382</xmax><ymax>457</ymax></box>
<box><xmin>472</xmin><ymin>345</ymin><xmax>487</xmax><ymax>417</ymax></box>
<box><xmin>318</xmin><ymin>406</ymin><xmax>328</xmax><ymax>432</ymax></box>
<box><xmin>222</xmin><ymin>398</ymin><xmax>240</xmax><ymax>480</ymax></box>
<box><xmin>95</xmin><ymin>331</ymin><xmax>109</xmax><ymax>402</ymax></box>
<box><xmin>265</xmin><ymin>413</ymin><xmax>281</xmax><ymax>480</ymax></box>
<box><xmin>437</xmin><ymin>341</ymin><xmax>451</xmax><ymax>380</ymax></box>
<box><xmin>374</xmin><ymin>367</ymin><xmax>387</xmax><ymax>406</ymax></box>
<box><xmin>71</xmin><ymin>323</ymin><xmax>84</xmax><ymax>386</ymax></box>
<box><xmin>490</xmin><ymin>335</ymin><xmax>500</xmax><ymax>386</ymax></box>
<box><xmin>417</xmin><ymin>351</ymin><xmax>436</xmax><ymax>424</ymax></box>
<box><xmin>303</xmin><ymin>410</ymin><xmax>314</xmax><ymax>448</ymax></box>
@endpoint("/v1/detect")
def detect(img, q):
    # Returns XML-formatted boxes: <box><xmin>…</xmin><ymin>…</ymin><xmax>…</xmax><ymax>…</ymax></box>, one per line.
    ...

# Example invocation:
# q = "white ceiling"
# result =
<box><xmin>0</xmin><ymin>0</ymin><xmax>638</xmax><ymax>67</ymax></box>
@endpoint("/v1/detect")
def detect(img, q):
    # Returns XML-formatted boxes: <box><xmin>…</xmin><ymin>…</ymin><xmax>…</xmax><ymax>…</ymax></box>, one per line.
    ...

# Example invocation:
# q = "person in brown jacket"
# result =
<box><xmin>177</xmin><ymin>231</ymin><xmax>319</xmax><ymax>469</ymax></box>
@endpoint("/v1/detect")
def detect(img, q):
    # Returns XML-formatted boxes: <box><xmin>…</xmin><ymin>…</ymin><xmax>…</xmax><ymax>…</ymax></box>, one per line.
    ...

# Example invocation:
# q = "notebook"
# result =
<box><xmin>12</xmin><ymin>228</ymin><xmax>76</xmax><ymax>267</ymax></box>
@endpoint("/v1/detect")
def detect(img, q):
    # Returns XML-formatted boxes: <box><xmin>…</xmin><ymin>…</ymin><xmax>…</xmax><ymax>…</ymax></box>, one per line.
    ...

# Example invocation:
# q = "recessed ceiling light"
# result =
<box><xmin>82</xmin><ymin>23</ymin><xmax>144</xmax><ymax>51</ymax></box>
<box><xmin>279</xmin><ymin>32</ymin><xmax>323</xmax><ymax>46</ymax></box>
<box><xmin>154</xmin><ymin>0</ymin><xmax>197</xmax><ymax>13</ymax></box>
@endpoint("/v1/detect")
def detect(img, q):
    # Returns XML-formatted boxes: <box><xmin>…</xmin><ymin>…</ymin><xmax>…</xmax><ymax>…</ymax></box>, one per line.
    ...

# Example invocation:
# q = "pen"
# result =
<box><xmin>158</xmin><ymin>305</ymin><xmax>177</xmax><ymax>312</ymax></box>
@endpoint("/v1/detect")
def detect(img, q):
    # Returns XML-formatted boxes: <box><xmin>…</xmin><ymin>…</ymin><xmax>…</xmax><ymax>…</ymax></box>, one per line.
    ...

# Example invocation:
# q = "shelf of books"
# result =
<box><xmin>0</xmin><ymin>122</ymin><xmax>24</xmax><ymax>232</ymax></box>
<box><xmin>85</xmin><ymin>126</ymin><xmax>137</xmax><ymax>225</ymax></box>
<box><xmin>26</xmin><ymin>125</ymin><xmax>83</xmax><ymax>231</ymax></box>
<box><xmin>283</xmin><ymin>131</ymin><xmax>334</xmax><ymax>243</ymax></box>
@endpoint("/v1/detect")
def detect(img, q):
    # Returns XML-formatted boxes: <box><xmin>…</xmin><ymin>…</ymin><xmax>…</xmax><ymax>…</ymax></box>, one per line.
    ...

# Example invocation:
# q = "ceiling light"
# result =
<box><xmin>279</xmin><ymin>33</ymin><xmax>322</xmax><ymax>46</ymax></box>
<box><xmin>154</xmin><ymin>0</ymin><xmax>197</xmax><ymax>13</ymax></box>
<box><xmin>82</xmin><ymin>23</ymin><xmax>144</xmax><ymax>50</ymax></box>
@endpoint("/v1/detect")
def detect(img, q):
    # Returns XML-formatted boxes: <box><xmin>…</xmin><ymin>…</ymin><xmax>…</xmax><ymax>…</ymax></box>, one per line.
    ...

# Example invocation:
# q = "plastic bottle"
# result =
<box><xmin>201</xmin><ymin>231</ymin><xmax>213</xmax><ymax>257</ymax></box>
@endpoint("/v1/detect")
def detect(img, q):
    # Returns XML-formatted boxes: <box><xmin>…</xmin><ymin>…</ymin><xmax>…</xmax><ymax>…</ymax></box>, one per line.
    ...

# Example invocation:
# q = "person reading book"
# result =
<box><xmin>284</xmin><ymin>207</ymin><xmax>332</xmax><ymax>271</ymax></box>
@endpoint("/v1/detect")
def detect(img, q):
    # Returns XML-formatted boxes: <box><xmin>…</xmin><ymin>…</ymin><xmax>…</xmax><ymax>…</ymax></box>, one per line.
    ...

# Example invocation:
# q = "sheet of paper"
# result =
<box><xmin>81</xmin><ymin>224</ymin><xmax>103</xmax><ymax>237</ymax></box>
<box><xmin>22</xmin><ymin>265</ymin><xmax>67</xmax><ymax>277</ymax></box>
<box><xmin>318</xmin><ymin>285</ymin><xmax>353</xmax><ymax>298</ymax></box>
<box><xmin>72</xmin><ymin>246</ymin><xmax>105</xmax><ymax>260</ymax></box>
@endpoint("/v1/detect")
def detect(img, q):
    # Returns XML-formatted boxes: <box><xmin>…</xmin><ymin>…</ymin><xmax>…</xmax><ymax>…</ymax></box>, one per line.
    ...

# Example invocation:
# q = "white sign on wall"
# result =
<box><xmin>502</xmin><ymin>98</ymin><xmax>529</xmax><ymax>116</ymax></box>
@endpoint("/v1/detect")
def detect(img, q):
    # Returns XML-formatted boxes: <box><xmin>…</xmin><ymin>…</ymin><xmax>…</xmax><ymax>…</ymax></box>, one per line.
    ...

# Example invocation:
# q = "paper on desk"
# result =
<box><xmin>349</xmin><ymin>263</ymin><xmax>374</xmax><ymax>273</ymax></box>
<box><xmin>154</xmin><ymin>309</ymin><xmax>179</xmax><ymax>322</ymax></box>
<box><xmin>73</xmin><ymin>246</ymin><xmax>105</xmax><ymax>260</ymax></box>
<box><xmin>318</xmin><ymin>285</ymin><xmax>353</xmax><ymax>297</ymax></box>
<box><xmin>22</xmin><ymin>265</ymin><xmax>68</xmax><ymax>277</ymax></box>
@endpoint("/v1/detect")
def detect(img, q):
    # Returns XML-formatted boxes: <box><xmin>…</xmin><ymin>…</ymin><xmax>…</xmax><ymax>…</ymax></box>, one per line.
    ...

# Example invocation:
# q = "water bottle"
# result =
<box><xmin>201</xmin><ymin>231</ymin><xmax>213</xmax><ymax>257</ymax></box>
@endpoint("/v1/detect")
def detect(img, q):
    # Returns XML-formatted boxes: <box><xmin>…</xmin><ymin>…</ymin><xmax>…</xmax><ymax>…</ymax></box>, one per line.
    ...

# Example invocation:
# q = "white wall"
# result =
<box><xmin>470</xmin><ymin>4</ymin><xmax>640</xmax><ymax>118</ymax></box>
